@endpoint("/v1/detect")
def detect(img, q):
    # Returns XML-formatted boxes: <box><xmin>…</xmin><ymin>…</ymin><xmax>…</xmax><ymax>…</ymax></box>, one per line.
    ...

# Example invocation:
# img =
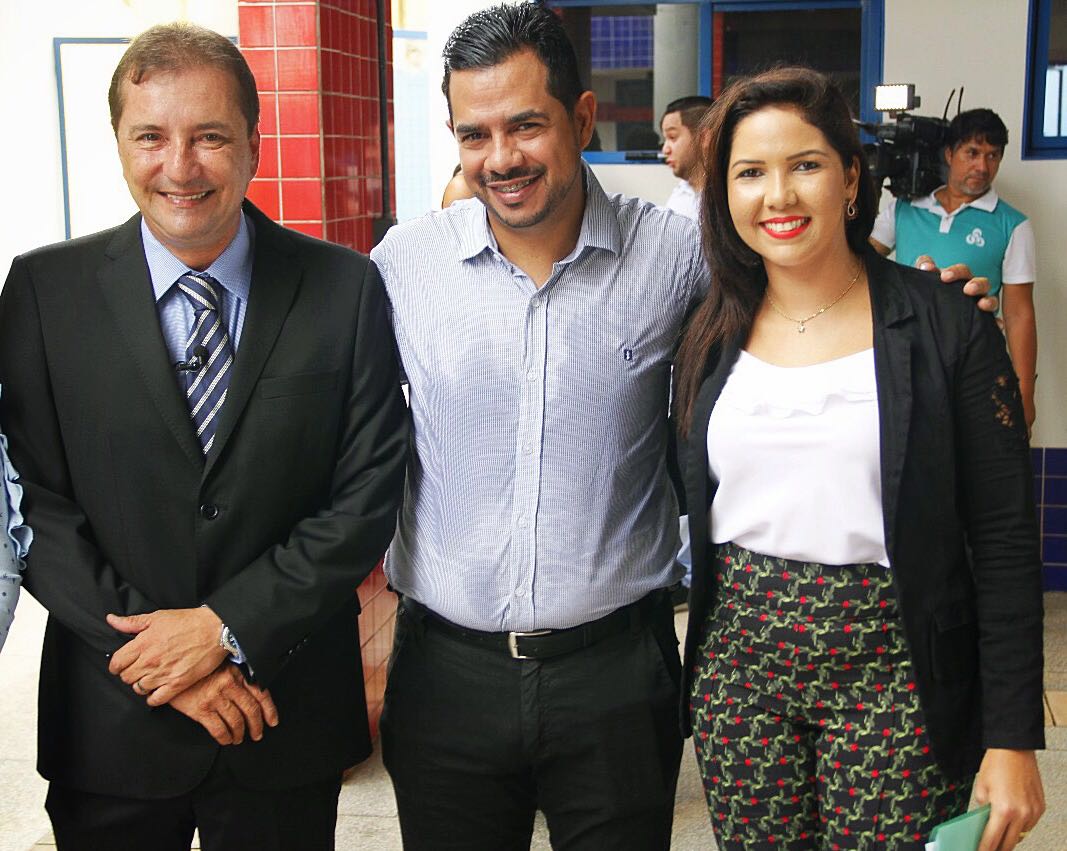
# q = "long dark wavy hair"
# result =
<box><xmin>673</xmin><ymin>66</ymin><xmax>878</xmax><ymax>437</ymax></box>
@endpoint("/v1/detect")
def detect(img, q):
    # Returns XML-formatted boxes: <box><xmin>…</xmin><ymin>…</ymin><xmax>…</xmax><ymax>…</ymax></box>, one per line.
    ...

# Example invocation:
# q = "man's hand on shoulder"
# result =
<box><xmin>169</xmin><ymin>663</ymin><xmax>279</xmax><ymax>746</ymax></box>
<box><xmin>914</xmin><ymin>255</ymin><xmax>999</xmax><ymax>314</ymax></box>
<box><xmin>106</xmin><ymin>606</ymin><xmax>229</xmax><ymax>706</ymax></box>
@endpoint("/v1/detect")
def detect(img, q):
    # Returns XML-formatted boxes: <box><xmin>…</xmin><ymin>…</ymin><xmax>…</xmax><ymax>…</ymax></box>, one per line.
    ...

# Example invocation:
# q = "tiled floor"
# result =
<box><xmin>3</xmin><ymin>594</ymin><xmax>1066</xmax><ymax>850</ymax></box>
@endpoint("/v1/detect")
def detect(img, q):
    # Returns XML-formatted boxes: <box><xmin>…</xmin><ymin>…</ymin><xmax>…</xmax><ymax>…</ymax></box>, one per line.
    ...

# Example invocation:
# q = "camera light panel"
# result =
<box><xmin>874</xmin><ymin>84</ymin><xmax>917</xmax><ymax>113</ymax></box>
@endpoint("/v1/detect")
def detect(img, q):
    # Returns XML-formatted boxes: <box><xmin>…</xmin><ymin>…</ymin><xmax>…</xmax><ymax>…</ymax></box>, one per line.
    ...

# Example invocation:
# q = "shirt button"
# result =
<box><xmin>522</xmin><ymin>444</ymin><xmax>532</xmax><ymax>455</ymax></box>
<box><xmin>200</xmin><ymin>503</ymin><xmax>219</xmax><ymax>520</ymax></box>
<box><xmin>531</xmin><ymin>296</ymin><xmax>542</xmax><ymax>308</ymax></box>
<box><xmin>517</xmin><ymin>515</ymin><xmax>528</xmax><ymax>528</ymax></box>
<box><xmin>526</xmin><ymin>370</ymin><xmax>537</xmax><ymax>382</ymax></box>
<box><xmin>515</xmin><ymin>587</ymin><xmax>526</xmax><ymax>598</ymax></box>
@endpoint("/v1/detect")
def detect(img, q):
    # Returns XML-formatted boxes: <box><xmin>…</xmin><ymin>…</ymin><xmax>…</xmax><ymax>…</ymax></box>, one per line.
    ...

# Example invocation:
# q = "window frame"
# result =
<box><xmin>549</xmin><ymin>0</ymin><xmax>885</xmax><ymax>164</ymax></box>
<box><xmin>1023</xmin><ymin>0</ymin><xmax>1067</xmax><ymax>159</ymax></box>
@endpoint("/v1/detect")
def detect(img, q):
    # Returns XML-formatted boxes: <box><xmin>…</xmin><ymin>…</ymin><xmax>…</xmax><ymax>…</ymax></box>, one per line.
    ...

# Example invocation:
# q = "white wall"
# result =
<box><xmin>590</xmin><ymin>162</ymin><xmax>677</xmax><ymax>206</ymax></box>
<box><xmin>653</xmin><ymin>4</ymin><xmax>700</xmax><ymax>124</ymax></box>
<box><xmin>884</xmin><ymin>0</ymin><xmax>1066</xmax><ymax>446</ymax></box>
<box><xmin>425</xmin><ymin>0</ymin><xmax>494</xmax><ymax>209</ymax></box>
<box><xmin>0</xmin><ymin>0</ymin><xmax>237</xmax><ymax>278</ymax></box>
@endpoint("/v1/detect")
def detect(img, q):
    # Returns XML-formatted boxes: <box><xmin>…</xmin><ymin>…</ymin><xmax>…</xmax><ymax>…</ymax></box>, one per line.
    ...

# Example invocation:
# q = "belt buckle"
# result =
<box><xmin>507</xmin><ymin>629</ymin><xmax>552</xmax><ymax>659</ymax></box>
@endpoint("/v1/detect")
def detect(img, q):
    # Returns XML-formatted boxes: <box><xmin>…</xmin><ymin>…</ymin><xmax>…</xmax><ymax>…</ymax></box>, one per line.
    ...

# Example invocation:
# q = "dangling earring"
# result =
<box><xmin>846</xmin><ymin>199</ymin><xmax>858</xmax><ymax>220</ymax></box>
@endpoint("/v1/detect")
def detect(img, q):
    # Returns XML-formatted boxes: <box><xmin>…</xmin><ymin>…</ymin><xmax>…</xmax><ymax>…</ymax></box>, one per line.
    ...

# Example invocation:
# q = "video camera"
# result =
<box><xmin>856</xmin><ymin>84</ymin><xmax>963</xmax><ymax>199</ymax></box>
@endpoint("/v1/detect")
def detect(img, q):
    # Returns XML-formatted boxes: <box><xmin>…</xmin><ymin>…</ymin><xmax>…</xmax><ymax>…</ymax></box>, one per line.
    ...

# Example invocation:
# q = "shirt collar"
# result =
<box><xmin>142</xmin><ymin>212</ymin><xmax>254</xmax><ymax>303</ymax></box>
<box><xmin>456</xmin><ymin>163</ymin><xmax>622</xmax><ymax>263</ymax></box>
<box><xmin>915</xmin><ymin>185</ymin><xmax>1000</xmax><ymax>216</ymax></box>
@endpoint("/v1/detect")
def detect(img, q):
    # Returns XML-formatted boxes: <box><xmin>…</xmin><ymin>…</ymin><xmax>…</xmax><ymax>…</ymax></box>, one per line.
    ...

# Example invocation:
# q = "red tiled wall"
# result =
<box><xmin>320</xmin><ymin>0</ymin><xmax>394</xmax><ymax>249</ymax></box>
<box><xmin>239</xmin><ymin>0</ymin><xmax>395</xmax><ymax>254</ymax></box>
<box><xmin>238</xmin><ymin>0</ymin><xmax>397</xmax><ymax>738</ymax></box>
<box><xmin>240</xmin><ymin>1</ymin><xmax>323</xmax><ymax>239</ymax></box>
<box><xmin>356</xmin><ymin>559</ymin><xmax>393</xmax><ymax>738</ymax></box>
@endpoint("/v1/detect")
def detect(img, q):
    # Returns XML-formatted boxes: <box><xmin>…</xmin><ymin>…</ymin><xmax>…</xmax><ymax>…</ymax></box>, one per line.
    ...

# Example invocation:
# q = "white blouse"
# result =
<box><xmin>706</xmin><ymin>349</ymin><xmax>889</xmax><ymax>567</ymax></box>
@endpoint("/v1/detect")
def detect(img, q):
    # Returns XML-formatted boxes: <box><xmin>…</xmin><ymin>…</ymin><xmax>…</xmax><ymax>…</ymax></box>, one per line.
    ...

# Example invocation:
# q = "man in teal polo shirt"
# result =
<box><xmin>871</xmin><ymin>108</ymin><xmax>1037</xmax><ymax>431</ymax></box>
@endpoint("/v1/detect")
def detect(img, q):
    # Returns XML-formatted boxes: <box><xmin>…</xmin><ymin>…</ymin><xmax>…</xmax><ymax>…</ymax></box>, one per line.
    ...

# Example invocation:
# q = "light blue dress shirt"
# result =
<box><xmin>0</xmin><ymin>387</ymin><xmax>32</xmax><ymax>652</ymax></box>
<box><xmin>140</xmin><ymin>215</ymin><xmax>254</xmax><ymax>663</ymax></box>
<box><xmin>141</xmin><ymin>214</ymin><xmax>253</xmax><ymax>367</ymax></box>
<box><xmin>372</xmin><ymin>167</ymin><xmax>709</xmax><ymax>632</ymax></box>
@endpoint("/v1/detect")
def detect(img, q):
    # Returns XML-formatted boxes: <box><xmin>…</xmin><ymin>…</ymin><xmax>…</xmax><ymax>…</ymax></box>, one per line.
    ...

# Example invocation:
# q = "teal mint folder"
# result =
<box><xmin>928</xmin><ymin>804</ymin><xmax>992</xmax><ymax>850</ymax></box>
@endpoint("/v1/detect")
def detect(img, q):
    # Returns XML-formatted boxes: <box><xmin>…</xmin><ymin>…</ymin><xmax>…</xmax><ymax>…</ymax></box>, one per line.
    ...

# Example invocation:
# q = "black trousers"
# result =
<box><xmin>380</xmin><ymin>594</ymin><xmax>684</xmax><ymax>851</ymax></box>
<box><xmin>45</xmin><ymin>755</ymin><xmax>342</xmax><ymax>851</ymax></box>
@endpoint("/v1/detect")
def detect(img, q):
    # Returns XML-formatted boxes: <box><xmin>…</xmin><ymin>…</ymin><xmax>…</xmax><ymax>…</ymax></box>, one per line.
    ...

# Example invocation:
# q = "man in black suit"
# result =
<box><xmin>0</xmin><ymin>22</ymin><xmax>407</xmax><ymax>850</ymax></box>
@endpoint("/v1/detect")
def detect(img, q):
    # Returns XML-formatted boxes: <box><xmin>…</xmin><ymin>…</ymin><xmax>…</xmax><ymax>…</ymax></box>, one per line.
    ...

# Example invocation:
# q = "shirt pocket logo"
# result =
<box><xmin>964</xmin><ymin>227</ymin><xmax>985</xmax><ymax>247</ymax></box>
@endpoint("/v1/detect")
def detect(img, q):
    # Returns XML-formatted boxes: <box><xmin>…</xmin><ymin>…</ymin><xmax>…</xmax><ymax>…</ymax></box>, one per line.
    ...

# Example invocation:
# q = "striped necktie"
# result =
<box><xmin>177</xmin><ymin>272</ymin><xmax>234</xmax><ymax>455</ymax></box>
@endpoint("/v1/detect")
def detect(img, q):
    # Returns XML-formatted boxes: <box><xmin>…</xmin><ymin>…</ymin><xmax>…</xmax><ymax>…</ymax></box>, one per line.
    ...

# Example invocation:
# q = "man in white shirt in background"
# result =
<box><xmin>870</xmin><ymin>108</ymin><xmax>1038</xmax><ymax>431</ymax></box>
<box><xmin>660</xmin><ymin>95</ymin><xmax>713</xmax><ymax>221</ymax></box>
<box><xmin>660</xmin><ymin>96</ymin><xmax>712</xmax><ymax>608</ymax></box>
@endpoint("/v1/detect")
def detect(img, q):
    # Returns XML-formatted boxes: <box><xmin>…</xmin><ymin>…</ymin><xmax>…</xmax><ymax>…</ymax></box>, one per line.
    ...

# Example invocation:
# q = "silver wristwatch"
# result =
<box><xmin>219</xmin><ymin>624</ymin><xmax>241</xmax><ymax>659</ymax></box>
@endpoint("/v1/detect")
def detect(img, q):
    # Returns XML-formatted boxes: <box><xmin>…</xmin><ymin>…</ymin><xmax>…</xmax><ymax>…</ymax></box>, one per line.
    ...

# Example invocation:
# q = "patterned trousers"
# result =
<box><xmin>690</xmin><ymin>543</ymin><xmax>973</xmax><ymax>850</ymax></box>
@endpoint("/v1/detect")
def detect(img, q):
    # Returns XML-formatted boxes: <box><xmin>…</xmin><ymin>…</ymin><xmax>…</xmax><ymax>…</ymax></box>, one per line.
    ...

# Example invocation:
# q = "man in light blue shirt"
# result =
<box><xmin>371</xmin><ymin>6</ymin><xmax>706</xmax><ymax>848</ymax></box>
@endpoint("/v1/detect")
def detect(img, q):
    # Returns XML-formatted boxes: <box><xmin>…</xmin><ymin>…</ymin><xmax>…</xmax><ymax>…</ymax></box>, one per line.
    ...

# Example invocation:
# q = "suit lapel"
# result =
<box><xmin>203</xmin><ymin>206</ymin><xmax>301</xmax><ymax>478</ymax></box>
<box><xmin>97</xmin><ymin>215</ymin><xmax>203</xmax><ymax>468</ymax></box>
<box><xmin>869</xmin><ymin>253</ymin><xmax>915</xmax><ymax>562</ymax></box>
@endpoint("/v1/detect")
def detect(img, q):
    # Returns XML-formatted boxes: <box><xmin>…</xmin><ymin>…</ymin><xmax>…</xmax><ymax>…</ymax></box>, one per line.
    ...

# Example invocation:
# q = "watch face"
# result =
<box><xmin>221</xmin><ymin>626</ymin><xmax>239</xmax><ymax>657</ymax></box>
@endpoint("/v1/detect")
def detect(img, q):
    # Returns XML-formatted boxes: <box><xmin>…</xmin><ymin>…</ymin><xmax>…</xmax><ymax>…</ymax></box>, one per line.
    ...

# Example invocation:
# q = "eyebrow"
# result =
<box><xmin>730</xmin><ymin>148</ymin><xmax>830</xmax><ymax>167</ymax></box>
<box><xmin>453</xmin><ymin>110</ymin><xmax>550</xmax><ymax>136</ymax></box>
<box><xmin>125</xmin><ymin>122</ymin><xmax>233</xmax><ymax>135</ymax></box>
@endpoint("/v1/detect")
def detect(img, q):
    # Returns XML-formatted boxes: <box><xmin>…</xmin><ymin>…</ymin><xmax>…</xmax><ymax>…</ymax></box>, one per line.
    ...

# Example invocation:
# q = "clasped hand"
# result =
<box><xmin>107</xmin><ymin>606</ymin><xmax>227</xmax><ymax>705</ymax></box>
<box><xmin>107</xmin><ymin>606</ymin><xmax>279</xmax><ymax>745</ymax></box>
<box><xmin>170</xmin><ymin>662</ymin><xmax>279</xmax><ymax>745</ymax></box>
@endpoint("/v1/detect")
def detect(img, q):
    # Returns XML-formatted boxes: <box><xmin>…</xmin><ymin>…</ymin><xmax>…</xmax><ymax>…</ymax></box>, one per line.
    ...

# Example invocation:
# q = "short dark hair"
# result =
<box><xmin>441</xmin><ymin>2</ymin><xmax>584</xmax><ymax>116</ymax></box>
<box><xmin>945</xmin><ymin>108</ymin><xmax>1008</xmax><ymax>152</ymax></box>
<box><xmin>663</xmin><ymin>95</ymin><xmax>713</xmax><ymax>132</ymax></box>
<box><xmin>673</xmin><ymin>67</ymin><xmax>876</xmax><ymax>437</ymax></box>
<box><xmin>109</xmin><ymin>22</ymin><xmax>260</xmax><ymax>135</ymax></box>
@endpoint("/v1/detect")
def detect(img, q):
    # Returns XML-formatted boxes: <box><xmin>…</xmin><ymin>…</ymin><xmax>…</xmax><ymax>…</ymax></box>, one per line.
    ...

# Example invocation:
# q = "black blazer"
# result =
<box><xmin>678</xmin><ymin>251</ymin><xmax>1044</xmax><ymax>780</ymax></box>
<box><xmin>0</xmin><ymin>203</ymin><xmax>409</xmax><ymax>797</ymax></box>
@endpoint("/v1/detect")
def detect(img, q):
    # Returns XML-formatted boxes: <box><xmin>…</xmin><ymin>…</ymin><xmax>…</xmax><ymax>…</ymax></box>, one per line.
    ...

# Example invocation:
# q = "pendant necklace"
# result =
<box><xmin>765</xmin><ymin>265</ymin><xmax>863</xmax><ymax>334</ymax></box>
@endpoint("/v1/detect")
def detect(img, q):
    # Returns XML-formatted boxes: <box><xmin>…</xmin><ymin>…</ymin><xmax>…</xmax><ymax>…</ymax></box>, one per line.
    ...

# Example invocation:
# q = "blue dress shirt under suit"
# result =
<box><xmin>140</xmin><ymin>215</ymin><xmax>252</xmax><ymax>662</ymax></box>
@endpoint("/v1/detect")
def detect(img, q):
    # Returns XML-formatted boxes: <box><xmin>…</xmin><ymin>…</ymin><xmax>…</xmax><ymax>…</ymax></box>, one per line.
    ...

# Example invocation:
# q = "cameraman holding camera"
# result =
<box><xmin>870</xmin><ymin>108</ymin><xmax>1037</xmax><ymax>432</ymax></box>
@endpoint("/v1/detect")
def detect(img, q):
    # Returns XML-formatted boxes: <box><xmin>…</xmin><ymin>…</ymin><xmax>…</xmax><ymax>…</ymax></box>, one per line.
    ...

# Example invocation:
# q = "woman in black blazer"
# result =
<box><xmin>672</xmin><ymin>67</ymin><xmax>1044</xmax><ymax>850</ymax></box>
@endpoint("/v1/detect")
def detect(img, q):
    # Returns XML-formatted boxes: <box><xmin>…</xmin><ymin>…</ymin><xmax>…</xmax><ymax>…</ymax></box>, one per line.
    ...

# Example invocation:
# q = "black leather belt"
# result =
<box><xmin>403</xmin><ymin>589</ymin><xmax>668</xmax><ymax>660</ymax></box>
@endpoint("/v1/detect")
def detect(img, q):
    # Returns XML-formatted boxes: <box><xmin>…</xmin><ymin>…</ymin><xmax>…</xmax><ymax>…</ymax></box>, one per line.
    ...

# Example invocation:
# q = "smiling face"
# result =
<box><xmin>944</xmin><ymin>136</ymin><xmax>1002</xmax><ymax>200</ymax></box>
<box><xmin>447</xmin><ymin>49</ymin><xmax>595</xmax><ymax>239</ymax></box>
<box><xmin>726</xmin><ymin>105</ymin><xmax>858</xmax><ymax>275</ymax></box>
<box><xmin>661</xmin><ymin>111</ymin><xmax>699</xmax><ymax>181</ymax></box>
<box><xmin>116</xmin><ymin>65</ymin><xmax>260</xmax><ymax>270</ymax></box>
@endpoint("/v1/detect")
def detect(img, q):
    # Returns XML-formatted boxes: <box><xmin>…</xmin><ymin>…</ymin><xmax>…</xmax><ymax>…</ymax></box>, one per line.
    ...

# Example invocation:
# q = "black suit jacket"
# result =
<box><xmin>0</xmin><ymin>203</ymin><xmax>409</xmax><ymax>797</ymax></box>
<box><xmin>678</xmin><ymin>250</ymin><xmax>1044</xmax><ymax>780</ymax></box>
